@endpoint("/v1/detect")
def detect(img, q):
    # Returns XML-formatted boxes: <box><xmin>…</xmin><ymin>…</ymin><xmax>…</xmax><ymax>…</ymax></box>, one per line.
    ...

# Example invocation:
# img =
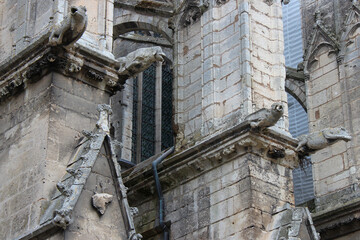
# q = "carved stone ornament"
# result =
<box><xmin>96</xmin><ymin>104</ymin><xmax>113</xmax><ymax>133</ymax></box>
<box><xmin>215</xmin><ymin>0</ymin><xmax>229</xmax><ymax>6</ymax></box>
<box><xmin>92</xmin><ymin>193</ymin><xmax>113</xmax><ymax>215</ymax></box>
<box><xmin>129</xmin><ymin>233</ymin><xmax>143</xmax><ymax>240</ymax></box>
<box><xmin>49</xmin><ymin>6</ymin><xmax>88</xmax><ymax>46</ymax></box>
<box><xmin>130</xmin><ymin>207</ymin><xmax>139</xmax><ymax>216</ymax></box>
<box><xmin>244</xmin><ymin>102</ymin><xmax>284</xmax><ymax>130</ymax></box>
<box><xmin>265</xmin><ymin>0</ymin><xmax>291</xmax><ymax>6</ymax></box>
<box><xmin>53</xmin><ymin>209</ymin><xmax>72</xmax><ymax>229</ymax></box>
<box><xmin>303</xmin><ymin>10</ymin><xmax>340</xmax><ymax>70</ymax></box>
<box><xmin>295</xmin><ymin>127</ymin><xmax>352</xmax><ymax>154</ymax></box>
<box><xmin>25</xmin><ymin>53</ymin><xmax>58</xmax><ymax>80</ymax></box>
<box><xmin>264</xmin><ymin>0</ymin><xmax>274</xmax><ymax>5</ymax></box>
<box><xmin>116</xmin><ymin>46</ymin><xmax>165</xmax><ymax>77</ymax></box>
<box><xmin>180</xmin><ymin>0</ymin><xmax>209</xmax><ymax>27</ymax></box>
<box><xmin>0</xmin><ymin>77</ymin><xmax>24</xmax><ymax>102</ymax></box>
<box><xmin>86</xmin><ymin>69</ymin><xmax>104</xmax><ymax>82</ymax></box>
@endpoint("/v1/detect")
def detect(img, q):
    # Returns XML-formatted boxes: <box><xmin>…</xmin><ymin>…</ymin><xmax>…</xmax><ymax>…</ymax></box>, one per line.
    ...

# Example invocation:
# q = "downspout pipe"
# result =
<box><xmin>152</xmin><ymin>146</ymin><xmax>175</xmax><ymax>240</ymax></box>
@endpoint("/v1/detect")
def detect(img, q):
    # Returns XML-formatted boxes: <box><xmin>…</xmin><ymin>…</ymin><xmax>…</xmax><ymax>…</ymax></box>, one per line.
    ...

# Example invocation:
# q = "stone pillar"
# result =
<box><xmin>173</xmin><ymin>0</ymin><xmax>288</xmax><ymax>148</ymax></box>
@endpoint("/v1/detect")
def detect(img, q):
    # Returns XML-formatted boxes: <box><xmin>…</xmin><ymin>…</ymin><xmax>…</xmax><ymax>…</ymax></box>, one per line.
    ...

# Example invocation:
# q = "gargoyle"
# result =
<box><xmin>116</xmin><ymin>46</ymin><xmax>165</xmax><ymax>77</ymax></box>
<box><xmin>295</xmin><ymin>127</ymin><xmax>352</xmax><ymax>153</ymax></box>
<box><xmin>92</xmin><ymin>193</ymin><xmax>113</xmax><ymax>215</ymax></box>
<box><xmin>49</xmin><ymin>6</ymin><xmax>88</xmax><ymax>46</ymax></box>
<box><xmin>245</xmin><ymin>102</ymin><xmax>284</xmax><ymax>130</ymax></box>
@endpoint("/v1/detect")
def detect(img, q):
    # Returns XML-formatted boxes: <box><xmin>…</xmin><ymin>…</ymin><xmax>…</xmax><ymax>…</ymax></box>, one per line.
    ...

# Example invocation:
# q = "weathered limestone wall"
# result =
<box><xmin>0</xmin><ymin>0</ymin><xmax>115</xmax><ymax>64</ymax></box>
<box><xmin>122</xmin><ymin>128</ymin><xmax>299</xmax><ymax>240</ymax></box>
<box><xmin>69</xmin><ymin>0</ymin><xmax>114</xmax><ymax>53</ymax></box>
<box><xmin>0</xmin><ymin>0</ymin><xmax>54</xmax><ymax>62</ymax></box>
<box><xmin>124</xmin><ymin>130</ymin><xmax>295</xmax><ymax>240</ymax></box>
<box><xmin>0</xmin><ymin>72</ymin><xmax>111</xmax><ymax>239</ymax></box>
<box><xmin>301</xmin><ymin>0</ymin><xmax>360</xmax><ymax>213</ymax></box>
<box><xmin>0</xmin><ymin>75</ymin><xmax>51</xmax><ymax>239</ymax></box>
<box><xmin>63</xmin><ymin>146</ymin><xmax>128</xmax><ymax>240</ymax></box>
<box><xmin>173</xmin><ymin>0</ymin><xmax>288</xmax><ymax>149</ymax></box>
<box><xmin>136</xmin><ymin>154</ymin><xmax>293</xmax><ymax>239</ymax></box>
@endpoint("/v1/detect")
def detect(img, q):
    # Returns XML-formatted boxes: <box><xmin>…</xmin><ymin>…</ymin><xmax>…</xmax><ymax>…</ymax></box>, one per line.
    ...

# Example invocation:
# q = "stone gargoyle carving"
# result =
<box><xmin>295</xmin><ymin>127</ymin><xmax>352</xmax><ymax>154</ymax></box>
<box><xmin>181</xmin><ymin>0</ymin><xmax>209</xmax><ymax>27</ymax></box>
<box><xmin>92</xmin><ymin>193</ymin><xmax>113</xmax><ymax>215</ymax></box>
<box><xmin>245</xmin><ymin>102</ymin><xmax>284</xmax><ymax>130</ymax></box>
<box><xmin>116</xmin><ymin>46</ymin><xmax>165</xmax><ymax>77</ymax></box>
<box><xmin>49</xmin><ymin>6</ymin><xmax>88</xmax><ymax>46</ymax></box>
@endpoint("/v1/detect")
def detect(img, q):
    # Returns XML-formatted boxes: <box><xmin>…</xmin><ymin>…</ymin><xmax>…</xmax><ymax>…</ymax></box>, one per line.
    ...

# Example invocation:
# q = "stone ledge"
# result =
<box><xmin>114</xmin><ymin>0</ymin><xmax>174</xmax><ymax>17</ymax></box>
<box><xmin>312</xmin><ymin>197</ymin><xmax>360</xmax><ymax>239</ymax></box>
<box><xmin>122</xmin><ymin>122</ymin><xmax>299</xmax><ymax>205</ymax></box>
<box><xmin>0</xmin><ymin>37</ymin><xmax>122</xmax><ymax>103</ymax></box>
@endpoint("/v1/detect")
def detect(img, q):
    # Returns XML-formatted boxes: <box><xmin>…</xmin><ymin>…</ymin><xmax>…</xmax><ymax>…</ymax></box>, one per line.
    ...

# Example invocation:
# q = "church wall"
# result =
<box><xmin>0</xmin><ymin>75</ymin><xmax>51</xmax><ymax>239</ymax></box>
<box><xmin>301</xmin><ymin>0</ymin><xmax>360</xmax><ymax>214</ymax></box>
<box><xmin>173</xmin><ymin>0</ymin><xmax>288</xmax><ymax>150</ymax></box>
<box><xmin>0</xmin><ymin>0</ymin><xmax>54</xmax><ymax>63</ymax></box>
<box><xmin>0</xmin><ymin>72</ymin><xmax>111</xmax><ymax>239</ymax></box>
<box><xmin>126</xmin><ymin>132</ymin><xmax>298</xmax><ymax>240</ymax></box>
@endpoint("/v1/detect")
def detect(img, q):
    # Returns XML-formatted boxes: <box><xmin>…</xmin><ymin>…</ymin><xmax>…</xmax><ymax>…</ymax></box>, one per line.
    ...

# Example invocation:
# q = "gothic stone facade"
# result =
<box><xmin>0</xmin><ymin>0</ymin><xmax>359</xmax><ymax>240</ymax></box>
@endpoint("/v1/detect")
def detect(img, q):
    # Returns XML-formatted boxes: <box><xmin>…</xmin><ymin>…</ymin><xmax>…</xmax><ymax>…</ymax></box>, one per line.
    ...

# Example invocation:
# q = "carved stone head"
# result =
<box><xmin>271</xmin><ymin>102</ymin><xmax>284</xmax><ymax>115</ymax></box>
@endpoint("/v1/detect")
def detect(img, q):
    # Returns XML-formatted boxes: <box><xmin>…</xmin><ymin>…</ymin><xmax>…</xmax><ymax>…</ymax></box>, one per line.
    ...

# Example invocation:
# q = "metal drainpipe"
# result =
<box><xmin>152</xmin><ymin>146</ymin><xmax>175</xmax><ymax>240</ymax></box>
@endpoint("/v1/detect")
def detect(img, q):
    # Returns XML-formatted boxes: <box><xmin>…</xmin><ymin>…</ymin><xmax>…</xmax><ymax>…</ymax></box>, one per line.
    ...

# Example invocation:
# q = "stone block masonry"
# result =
<box><xmin>122</xmin><ymin>123</ymin><xmax>300</xmax><ymax>240</ymax></box>
<box><xmin>173</xmin><ymin>0</ymin><xmax>288</xmax><ymax>150</ymax></box>
<box><xmin>301</xmin><ymin>0</ymin><xmax>360</xmax><ymax>216</ymax></box>
<box><xmin>0</xmin><ymin>72</ymin><xmax>112</xmax><ymax>239</ymax></box>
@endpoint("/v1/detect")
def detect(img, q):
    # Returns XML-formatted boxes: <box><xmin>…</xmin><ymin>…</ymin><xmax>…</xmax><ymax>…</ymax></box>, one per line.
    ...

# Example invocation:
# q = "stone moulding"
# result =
<box><xmin>178</xmin><ymin>0</ymin><xmax>209</xmax><ymax>28</ymax></box>
<box><xmin>304</xmin><ymin>10</ymin><xmax>340</xmax><ymax>71</ymax></box>
<box><xmin>273</xmin><ymin>206</ymin><xmax>320</xmax><ymax>239</ymax></box>
<box><xmin>0</xmin><ymin>39</ymin><xmax>121</xmax><ymax>103</ymax></box>
<box><xmin>114</xmin><ymin>0</ymin><xmax>174</xmax><ymax>17</ymax></box>
<box><xmin>122</xmin><ymin>121</ymin><xmax>299</xmax><ymax>205</ymax></box>
<box><xmin>338</xmin><ymin>2</ymin><xmax>360</xmax><ymax>60</ymax></box>
<box><xmin>312</xmin><ymin>196</ymin><xmax>360</xmax><ymax>239</ymax></box>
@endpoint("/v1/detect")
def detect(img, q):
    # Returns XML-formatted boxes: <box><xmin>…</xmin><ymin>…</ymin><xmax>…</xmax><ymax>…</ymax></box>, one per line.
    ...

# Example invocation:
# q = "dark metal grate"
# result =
<box><xmin>161</xmin><ymin>63</ymin><xmax>174</xmax><ymax>150</ymax></box>
<box><xmin>141</xmin><ymin>63</ymin><xmax>156</xmax><ymax>161</ymax></box>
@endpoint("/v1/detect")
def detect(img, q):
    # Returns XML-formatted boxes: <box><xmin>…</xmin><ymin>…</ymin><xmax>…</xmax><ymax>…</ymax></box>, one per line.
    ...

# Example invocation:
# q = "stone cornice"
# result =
<box><xmin>114</xmin><ymin>0</ymin><xmax>174</xmax><ymax>17</ymax></box>
<box><xmin>122</xmin><ymin>122</ymin><xmax>299</xmax><ymax>205</ymax></box>
<box><xmin>0</xmin><ymin>36</ymin><xmax>122</xmax><ymax>103</ymax></box>
<box><xmin>312</xmin><ymin>197</ymin><xmax>360</xmax><ymax>239</ymax></box>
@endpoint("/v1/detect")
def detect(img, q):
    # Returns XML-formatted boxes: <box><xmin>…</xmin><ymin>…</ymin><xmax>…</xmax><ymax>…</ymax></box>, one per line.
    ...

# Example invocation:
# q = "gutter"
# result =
<box><xmin>152</xmin><ymin>146</ymin><xmax>175</xmax><ymax>240</ymax></box>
